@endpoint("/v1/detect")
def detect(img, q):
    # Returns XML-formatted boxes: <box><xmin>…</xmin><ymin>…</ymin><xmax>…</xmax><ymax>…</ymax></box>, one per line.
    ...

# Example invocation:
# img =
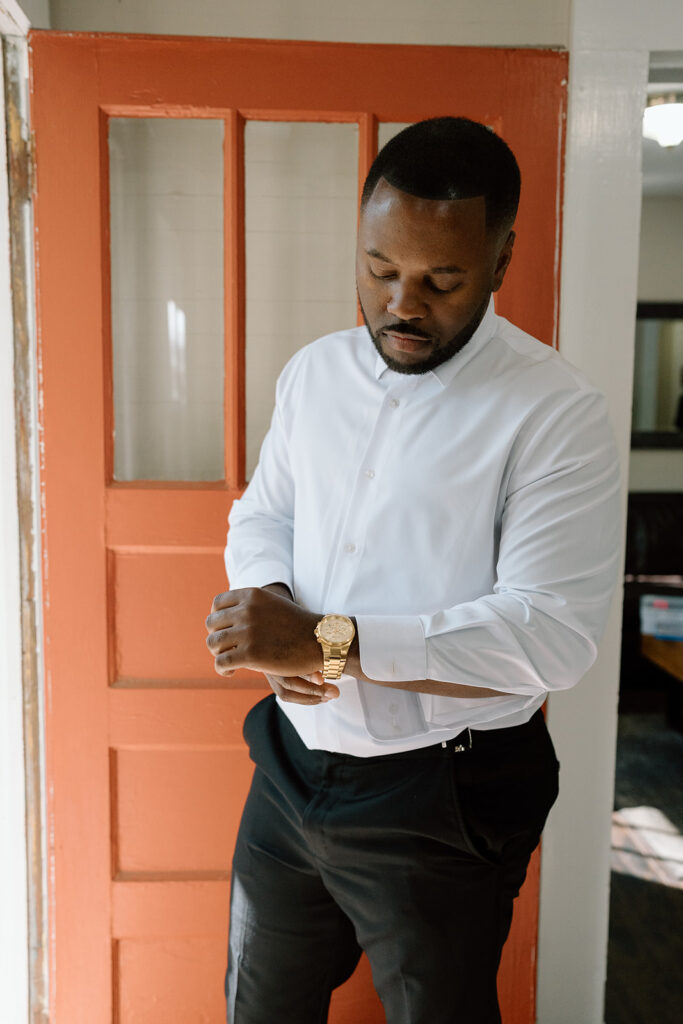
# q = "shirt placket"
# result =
<box><xmin>322</xmin><ymin>377</ymin><xmax>416</xmax><ymax>613</ymax></box>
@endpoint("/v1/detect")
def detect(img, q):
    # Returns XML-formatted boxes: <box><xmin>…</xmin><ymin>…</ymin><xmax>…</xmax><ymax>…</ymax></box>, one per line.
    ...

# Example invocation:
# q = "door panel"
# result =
<box><xmin>112</xmin><ymin>551</ymin><xmax>224</xmax><ymax>682</ymax></box>
<box><xmin>112</xmin><ymin>747</ymin><xmax>244</xmax><ymax>874</ymax></box>
<box><xmin>30</xmin><ymin>31</ymin><xmax>567</xmax><ymax>1023</ymax></box>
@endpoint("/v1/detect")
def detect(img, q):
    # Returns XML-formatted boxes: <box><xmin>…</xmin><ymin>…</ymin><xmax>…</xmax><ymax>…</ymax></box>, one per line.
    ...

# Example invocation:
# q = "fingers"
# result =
<box><xmin>266</xmin><ymin>673</ymin><xmax>340</xmax><ymax>705</ymax></box>
<box><xmin>210</xmin><ymin>590</ymin><xmax>241</xmax><ymax>614</ymax></box>
<box><xmin>214</xmin><ymin>648</ymin><xmax>238</xmax><ymax>675</ymax></box>
<box><xmin>206</xmin><ymin>591</ymin><xmax>244</xmax><ymax>678</ymax></box>
<box><xmin>205</xmin><ymin>606</ymin><xmax>235</xmax><ymax>634</ymax></box>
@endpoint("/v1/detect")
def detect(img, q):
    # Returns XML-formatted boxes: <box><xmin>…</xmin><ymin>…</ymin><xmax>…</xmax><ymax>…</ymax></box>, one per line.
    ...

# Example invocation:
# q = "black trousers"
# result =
<box><xmin>226</xmin><ymin>695</ymin><xmax>559</xmax><ymax>1024</ymax></box>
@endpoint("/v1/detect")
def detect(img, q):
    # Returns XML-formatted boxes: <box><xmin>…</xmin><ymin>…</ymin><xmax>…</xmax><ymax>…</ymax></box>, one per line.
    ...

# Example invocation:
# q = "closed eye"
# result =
<box><xmin>369</xmin><ymin>265</ymin><xmax>461</xmax><ymax>294</ymax></box>
<box><xmin>368</xmin><ymin>266</ymin><xmax>396</xmax><ymax>281</ymax></box>
<box><xmin>428</xmin><ymin>280</ymin><xmax>461</xmax><ymax>294</ymax></box>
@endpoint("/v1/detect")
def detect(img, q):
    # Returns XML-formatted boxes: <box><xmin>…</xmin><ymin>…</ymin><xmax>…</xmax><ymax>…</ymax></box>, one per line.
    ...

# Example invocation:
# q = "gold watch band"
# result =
<box><xmin>321</xmin><ymin>643</ymin><xmax>352</xmax><ymax>680</ymax></box>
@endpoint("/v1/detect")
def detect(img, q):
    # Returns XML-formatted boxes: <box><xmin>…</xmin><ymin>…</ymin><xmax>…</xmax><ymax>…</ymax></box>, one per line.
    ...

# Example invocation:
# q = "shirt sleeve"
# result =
<box><xmin>224</xmin><ymin>368</ymin><xmax>298</xmax><ymax>593</ymax></box>
<box><xmin>357</xmin><ymin>388</ymin><xmax>622</xmax><ymax>698</ymax></box>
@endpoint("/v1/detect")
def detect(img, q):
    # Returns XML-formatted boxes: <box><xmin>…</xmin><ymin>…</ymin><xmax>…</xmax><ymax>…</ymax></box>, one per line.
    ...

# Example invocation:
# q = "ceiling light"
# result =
<box><xmin>643</xmin><ymin>94</ymin><xmax>683</xmax><ymax>148</ymax></box>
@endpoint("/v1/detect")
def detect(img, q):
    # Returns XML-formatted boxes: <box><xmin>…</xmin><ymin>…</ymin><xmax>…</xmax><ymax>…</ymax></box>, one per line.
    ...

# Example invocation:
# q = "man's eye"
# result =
<box><xmin>368</xmin><ymin>266</ymin><xmax>396</xmax><ymax>280</ymax></box>
<box><xmin>428</xmin><ymin>280</ymin><xmax>460</xmax><ymax>295</ymax></box>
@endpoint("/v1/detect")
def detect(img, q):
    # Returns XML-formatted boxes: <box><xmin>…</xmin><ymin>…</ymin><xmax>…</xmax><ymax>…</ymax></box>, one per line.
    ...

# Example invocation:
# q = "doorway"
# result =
<box><xmin>605</xmin><ymin>49</ymin><xmax>683</xmax><ymax>1024</ymax></box>
<box><xmin>30</xmin><ymin>31</ymin><xmax>566</xmax><ymax>1023</ymax></box>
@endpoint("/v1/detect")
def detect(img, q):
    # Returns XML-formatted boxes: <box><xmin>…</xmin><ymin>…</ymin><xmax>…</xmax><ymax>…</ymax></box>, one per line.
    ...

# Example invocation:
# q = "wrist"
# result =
<box><xmin>314</xmin><ymin>613</ymin><xmax>356</xmax><ymax>680</ymax></box>
<box><xmin>262</xmin><ymin>582</ymin><xmax>294</xmax><ymax>601</ymax></box>
<box><xmin>345</xmin><ymin>621</ymin><xmax>363</xmax><ymax>679</ymax></box>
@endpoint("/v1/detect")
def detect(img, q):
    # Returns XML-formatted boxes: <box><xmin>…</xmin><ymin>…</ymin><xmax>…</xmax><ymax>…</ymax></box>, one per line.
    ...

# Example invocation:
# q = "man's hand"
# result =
<box><xmin>265</xmin><ymin>671</ymin><xmax>340</xmax><ymax>705</ymax></box>
<box><xmin>205</xmin><ymin>587</ymin><xmax>339</xmax><ymax>702</ymax></box>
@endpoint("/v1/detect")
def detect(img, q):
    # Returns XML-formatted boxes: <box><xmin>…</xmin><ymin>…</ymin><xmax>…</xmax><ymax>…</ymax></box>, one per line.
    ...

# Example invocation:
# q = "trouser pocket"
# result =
<box><xmin>449</xmin><ymin>723</ymin><xmax>560</xmax><ymax>865</ymax></box>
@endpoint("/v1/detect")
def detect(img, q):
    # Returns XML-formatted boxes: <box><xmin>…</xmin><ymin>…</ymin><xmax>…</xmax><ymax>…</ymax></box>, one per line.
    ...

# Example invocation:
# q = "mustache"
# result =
<box><xmin>380</xmin><ymin>324</ymin><xmax>433</xmax><ymax>342</ymax></box>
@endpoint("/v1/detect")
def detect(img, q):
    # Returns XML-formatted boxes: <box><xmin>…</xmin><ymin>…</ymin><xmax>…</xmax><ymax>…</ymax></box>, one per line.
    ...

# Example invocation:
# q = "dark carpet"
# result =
<box><xmin>605</xmin><ymin>713</ymin><xmax>683</xmax><ymax>1024</ymax></box>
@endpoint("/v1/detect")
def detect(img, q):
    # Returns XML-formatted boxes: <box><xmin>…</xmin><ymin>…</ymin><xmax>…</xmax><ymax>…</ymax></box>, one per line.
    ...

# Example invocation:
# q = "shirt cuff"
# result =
<box><xmin>224</xmin><ymin>559</ymin><xmax>293</xmax><ymax>594</ymax></box>
<box><xmin>356</xmin><ymin>615</ymin><xmax>427</xmax><ymax>682</ymax></box>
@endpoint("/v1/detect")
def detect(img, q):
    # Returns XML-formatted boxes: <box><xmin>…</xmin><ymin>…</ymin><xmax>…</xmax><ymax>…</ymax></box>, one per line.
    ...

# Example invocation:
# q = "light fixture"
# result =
<box><xmin>643</xmin><ymin>93</ymin><xmax>683</xmax><ymax>148</ymax></box>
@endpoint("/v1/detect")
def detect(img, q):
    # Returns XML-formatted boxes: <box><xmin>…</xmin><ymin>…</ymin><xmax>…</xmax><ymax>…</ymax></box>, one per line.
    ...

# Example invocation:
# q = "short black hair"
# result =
<box><xmin>361</xmin><ymin>117</ymin><xmax>520</xmax><ymax>237</ymax></box>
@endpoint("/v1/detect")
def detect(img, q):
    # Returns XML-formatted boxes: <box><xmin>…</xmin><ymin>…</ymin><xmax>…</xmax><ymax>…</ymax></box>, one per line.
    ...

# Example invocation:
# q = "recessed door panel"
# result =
<box><xmin>111</xmin><ymin>551</ymin><xmax>225</xmax><ymax>684</ymax></box>
<box><xmin>116</xmin><ymin>938</ymin><xmax>226</xmax><ymax>1024</ymax></box>
<box><xmin>112</xmin><ymin>748</ymin><xmax>251</xmax><ymax>876</ymax></box>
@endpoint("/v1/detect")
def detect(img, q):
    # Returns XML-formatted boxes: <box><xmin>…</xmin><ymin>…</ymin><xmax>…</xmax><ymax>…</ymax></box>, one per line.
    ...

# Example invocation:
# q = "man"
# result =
<box><xmin>205</xmin><ymin>118</ymin><xmax>621</xmax><ymax>1023</ymax></box>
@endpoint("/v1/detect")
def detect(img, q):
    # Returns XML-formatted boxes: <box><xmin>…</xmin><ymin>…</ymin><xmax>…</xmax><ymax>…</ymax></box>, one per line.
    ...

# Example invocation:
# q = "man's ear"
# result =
<box><xmin>492</xmin><ymin>230</ymin><xmax>515</xmax><ymax>292</ymax></box>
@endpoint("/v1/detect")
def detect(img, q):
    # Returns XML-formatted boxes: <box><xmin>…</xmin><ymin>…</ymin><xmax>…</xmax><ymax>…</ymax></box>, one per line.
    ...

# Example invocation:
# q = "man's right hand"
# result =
<box><xmin>258</xmin><ymin>584</ymin><xmax>340</xmax><ymax>705</ymax></box>
<box><xmin>265</xmin><ymin>671</ymin><xmax>340</xmax><ymax>706</ymax></box>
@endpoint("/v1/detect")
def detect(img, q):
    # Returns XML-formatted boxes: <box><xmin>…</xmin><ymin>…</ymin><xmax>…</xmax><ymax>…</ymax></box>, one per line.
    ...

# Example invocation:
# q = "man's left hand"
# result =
<box><xmin>205</xmin><ymin>587</ymin><xmax>323</xmax><ymax>679</ymax></box>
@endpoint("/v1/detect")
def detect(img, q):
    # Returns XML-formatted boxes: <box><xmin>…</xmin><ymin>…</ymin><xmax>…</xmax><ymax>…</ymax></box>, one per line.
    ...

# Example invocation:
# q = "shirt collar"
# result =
<box><xmin>373</xmin><ymin>295</ymin><xmax>498</xmax><ymax>389</ymax></box>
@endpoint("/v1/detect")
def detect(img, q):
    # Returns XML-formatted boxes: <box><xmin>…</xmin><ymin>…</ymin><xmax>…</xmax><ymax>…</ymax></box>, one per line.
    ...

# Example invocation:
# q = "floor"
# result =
<box><xmin>604</xmin><ymin>712</ymin><xmax>683</xmax><ymax>1024</ymax></box>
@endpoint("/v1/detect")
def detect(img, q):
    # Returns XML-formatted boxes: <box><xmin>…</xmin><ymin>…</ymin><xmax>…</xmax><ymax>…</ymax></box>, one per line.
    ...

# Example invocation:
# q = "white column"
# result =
<box><xmin>535</xmin><ymin>5</ymin><xmax>650</xmax><ymax>1022</ymax></box>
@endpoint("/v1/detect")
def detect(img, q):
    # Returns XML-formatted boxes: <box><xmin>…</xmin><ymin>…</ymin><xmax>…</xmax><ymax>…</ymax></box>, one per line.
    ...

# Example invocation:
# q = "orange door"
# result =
<box><xmin>30</xmin><ymin>32</ymin><xmax>566</xmax><ymax>1024</ymax></box>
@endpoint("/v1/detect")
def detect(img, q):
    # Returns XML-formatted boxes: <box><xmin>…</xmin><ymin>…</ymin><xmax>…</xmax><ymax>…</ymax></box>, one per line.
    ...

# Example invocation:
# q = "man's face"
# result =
<box><xmin>356</xmin><ymin>178</ymin><xmax>514</xmax><ymax>375</ymax></box>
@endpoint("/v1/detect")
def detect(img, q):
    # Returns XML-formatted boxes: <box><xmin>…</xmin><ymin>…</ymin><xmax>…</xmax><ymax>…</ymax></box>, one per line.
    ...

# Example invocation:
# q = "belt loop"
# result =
<box><xmin>453</xmin><ymin>728</ymin><xmax>472</xmax><ymax>754</ymax></box>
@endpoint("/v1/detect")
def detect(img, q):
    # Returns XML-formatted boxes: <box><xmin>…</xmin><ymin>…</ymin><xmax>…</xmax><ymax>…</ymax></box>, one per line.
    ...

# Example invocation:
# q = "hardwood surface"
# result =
<box><xmin>641</xmin><ymin>634</ymin><xmax>683</xmax><ymax>684</ymax></box>
<box><xmin>605</xmin><ymin>713</ymin><xmax>683</xmax><ymax>1024</ymax></box>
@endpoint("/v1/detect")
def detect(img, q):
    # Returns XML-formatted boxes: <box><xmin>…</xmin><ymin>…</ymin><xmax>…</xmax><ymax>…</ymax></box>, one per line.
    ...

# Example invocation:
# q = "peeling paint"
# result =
<box><xmin>3</xmin><ymin>32</ymin><xmax>49</xmax><ymax>1024</ymax></box>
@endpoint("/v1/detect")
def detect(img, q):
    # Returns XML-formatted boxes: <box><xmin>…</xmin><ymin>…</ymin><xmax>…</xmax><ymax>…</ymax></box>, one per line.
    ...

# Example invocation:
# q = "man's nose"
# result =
<box><xmin>386</xmin><ymin>280</ymin><xmax>427</xmax><ymax>320</ymax></box>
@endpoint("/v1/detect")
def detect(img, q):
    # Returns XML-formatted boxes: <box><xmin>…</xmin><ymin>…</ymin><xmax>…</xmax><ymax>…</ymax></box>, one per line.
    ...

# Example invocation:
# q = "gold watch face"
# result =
<box><xmin>318</xmin><ymin>614</ymin><xmax>355</xmax><ymax>645</ymax></box>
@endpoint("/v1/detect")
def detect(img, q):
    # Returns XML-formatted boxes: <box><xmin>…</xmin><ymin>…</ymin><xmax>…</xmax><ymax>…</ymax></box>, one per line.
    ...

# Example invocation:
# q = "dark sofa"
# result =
<box><xmin>621</xmin><ymin>491</ymin><xmax>683</xmax><ymax>718</ymax></box>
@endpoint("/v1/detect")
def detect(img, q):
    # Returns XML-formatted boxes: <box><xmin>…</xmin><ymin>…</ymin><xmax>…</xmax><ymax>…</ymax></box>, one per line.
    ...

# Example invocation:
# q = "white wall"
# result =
<box><xmin>638</xmin><ymin>197</ymin><xmax>683</xmax><ymax>301</ymax></box>
<box><xmin>16</xmin><ymin>0</ymin><xmax>49</xmax><ymax>28</ymax></box>
<box><xmin>630</xmin><ymin>448</ymin><xmax>683</xmax><ymax>490</ymax></box>
<box><xmin>49</xmin><ymin>0</ymin><xmax>571</xmax><ymax>46</ymax></box>
<box><xmin>571</xmin><ymin>0</ymin><xmax>683</xmax><ymax>51</ymax></box>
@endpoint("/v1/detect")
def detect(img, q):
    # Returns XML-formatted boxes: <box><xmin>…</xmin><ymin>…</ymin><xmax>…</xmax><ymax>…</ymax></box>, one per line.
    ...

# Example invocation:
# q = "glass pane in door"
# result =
<box><xmin>244</xmin><ymin>121</ymin><xmax>358</xmax><ymax>479</ymax></box>
<box><xmin>377</xmin><ymin>122</ymin><xmax>413</xmax><ymax>151</ymax></box>
<box><xmin>109</xmin><ymin>118</ymin><xmax>224</xmax><ymax>481</ymax></box>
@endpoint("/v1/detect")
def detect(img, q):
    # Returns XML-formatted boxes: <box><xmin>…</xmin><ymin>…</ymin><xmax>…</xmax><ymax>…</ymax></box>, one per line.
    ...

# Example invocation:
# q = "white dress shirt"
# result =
<box><xmin>225</xmin><ymin>297</ymin><xmax>621</xmax><ymax>756</ymax></box>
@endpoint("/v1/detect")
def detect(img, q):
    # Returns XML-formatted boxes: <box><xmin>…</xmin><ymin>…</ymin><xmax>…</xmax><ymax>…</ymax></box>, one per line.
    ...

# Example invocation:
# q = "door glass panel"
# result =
<box><xmin>244</xmin><ymin>121</ymin><xmax>358</xmax><ymax>479</ymax></box>
<box><xmin>378</xmin><ymin>122</ymin><xmax>413</xmax><ymax>151</ymax></box>
<box><xmin>109</xmin><ymin>118</ymin><xmax>224</xmax><ymax>481</ymax></box>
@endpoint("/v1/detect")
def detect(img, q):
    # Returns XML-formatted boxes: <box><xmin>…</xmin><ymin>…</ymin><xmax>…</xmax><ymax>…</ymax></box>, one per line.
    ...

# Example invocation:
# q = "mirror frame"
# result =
<box><xmin>631</xmin><ymin>301</ymin><xmax>683</xmax><ymax>449</ymax></box>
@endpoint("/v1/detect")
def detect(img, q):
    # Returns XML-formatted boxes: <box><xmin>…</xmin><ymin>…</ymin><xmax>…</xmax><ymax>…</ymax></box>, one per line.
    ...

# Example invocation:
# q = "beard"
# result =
<box><xmin>359</xmin><ymin>293</ymin><xmax>490</xmax><ymax>376</ymax></box>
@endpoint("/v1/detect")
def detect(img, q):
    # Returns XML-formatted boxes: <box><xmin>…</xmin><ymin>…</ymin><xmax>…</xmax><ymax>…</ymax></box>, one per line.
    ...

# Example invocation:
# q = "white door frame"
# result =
<box><xmin>1</xmin><ymin>4</ymin><xmax>47</xmax><ymax>1024</ymax></box>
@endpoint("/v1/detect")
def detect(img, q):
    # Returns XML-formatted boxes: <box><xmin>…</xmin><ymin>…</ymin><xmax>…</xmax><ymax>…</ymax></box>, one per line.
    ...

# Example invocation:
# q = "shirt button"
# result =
<box><xmin>389</xmin><ymin>398</ymin><xmax>400</xmax><ymax>408</ymax></box>
<box><xmin>364</xmin><ymin>469</ymin><xmax>375</xmax><ymax>479</ymax></box>
<box><xmin>344</xmin><ymin>542</ymin><xmax>357</xmax><ymax>554</ymax></box>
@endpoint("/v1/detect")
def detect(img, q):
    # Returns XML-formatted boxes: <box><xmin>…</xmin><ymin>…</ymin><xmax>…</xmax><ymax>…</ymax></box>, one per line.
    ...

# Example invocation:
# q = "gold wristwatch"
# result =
<box><xmin>314</xmin><ymin>614</ymin><xmax>355</xmax><ymax>681</ymax></box>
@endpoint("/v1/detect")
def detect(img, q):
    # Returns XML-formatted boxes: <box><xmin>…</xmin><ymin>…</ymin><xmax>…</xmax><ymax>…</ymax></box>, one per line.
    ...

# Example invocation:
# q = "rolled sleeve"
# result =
<box><xmin>223</xmin><ymin>558</ymin><xmax>293</xmax><ymax>594</ymax></box>
<box><xmin>356</xmin><ymin>614</ymin><xmax>427</xmax><ymax>682</ymax></box>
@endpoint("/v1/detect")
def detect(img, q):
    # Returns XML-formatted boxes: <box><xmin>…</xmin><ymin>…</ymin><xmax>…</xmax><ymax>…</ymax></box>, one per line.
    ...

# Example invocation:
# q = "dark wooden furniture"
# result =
<box><xmin>621</xmin><ymin>492</ymin><xmax>683</xmax><ymax>718</ymax></box>
<box><xmin>640</xmin><ymin>635</ymin><xmax>683</xmax><ymax>683</ymax></box>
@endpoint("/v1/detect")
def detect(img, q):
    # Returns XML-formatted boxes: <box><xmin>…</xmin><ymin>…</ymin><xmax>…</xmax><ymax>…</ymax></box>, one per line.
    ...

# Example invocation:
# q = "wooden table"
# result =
<box><xmin>641</xmin><ymin>634</ymin><xmax>683</xmax><ymax>684</ymax></box>
<box><xmin>640</xmin><ymin>635</ymin><xmax>683</xmax><ymax>731</ymax></box>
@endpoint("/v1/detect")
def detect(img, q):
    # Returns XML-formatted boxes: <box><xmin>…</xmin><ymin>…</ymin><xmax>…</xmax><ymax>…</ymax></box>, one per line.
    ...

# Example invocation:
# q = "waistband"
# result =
<box><xmin>275</xmin><ymin>701</ymin><xmax>547</xmax><ymax>768</ymax></box>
